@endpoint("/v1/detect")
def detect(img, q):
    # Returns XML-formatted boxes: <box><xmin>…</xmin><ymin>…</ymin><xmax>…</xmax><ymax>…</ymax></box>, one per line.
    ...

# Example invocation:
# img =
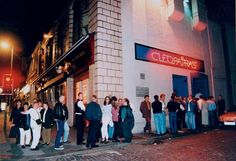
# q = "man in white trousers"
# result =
<box><xmin>27</xmin><ymin>101</ymin><xmax>42</xmax><ymax>151</ymax></box>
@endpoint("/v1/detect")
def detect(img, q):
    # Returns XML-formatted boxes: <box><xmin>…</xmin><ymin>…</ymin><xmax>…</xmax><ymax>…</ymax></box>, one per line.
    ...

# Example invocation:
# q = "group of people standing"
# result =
<box><xmin>9</xmin><ymin>93</ymin><xmax>135</xmax><ymax>151</ymax></box>
<box><xmin>75</xmin><ymin>93</ymin><xmax>134</xmax><ymax>149</ymax></box>
<box><xmin>140</xmin><ymin>93</ymin><xmax>226</xmax><ymax>136</ymax></box>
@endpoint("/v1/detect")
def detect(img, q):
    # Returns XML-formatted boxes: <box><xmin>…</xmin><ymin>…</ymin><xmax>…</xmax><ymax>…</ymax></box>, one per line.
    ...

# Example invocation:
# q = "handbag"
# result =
<box><xmin>36</xmin><ymin>119</ymin><xmax>42</xmax><ymax>125</ymax></box>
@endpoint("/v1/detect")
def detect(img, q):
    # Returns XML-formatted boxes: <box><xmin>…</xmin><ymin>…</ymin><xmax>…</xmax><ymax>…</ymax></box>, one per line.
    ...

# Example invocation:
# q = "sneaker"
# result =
<box><xmin>59</xmin><ymin>145</ymin><xmax>64</xmax><ymax>148</ymax></box>
<box><xmin>54</xmin><ymin>147</ymin><xmax>64</xmax><ymax>150</ymax></box>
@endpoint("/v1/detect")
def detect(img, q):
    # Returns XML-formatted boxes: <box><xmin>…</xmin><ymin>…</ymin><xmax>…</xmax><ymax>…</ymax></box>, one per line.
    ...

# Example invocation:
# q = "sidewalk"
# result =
<box><xmin>0</xmin><ymin>112</ymin><xmax>230</xmax><ymax>161</ymax></box>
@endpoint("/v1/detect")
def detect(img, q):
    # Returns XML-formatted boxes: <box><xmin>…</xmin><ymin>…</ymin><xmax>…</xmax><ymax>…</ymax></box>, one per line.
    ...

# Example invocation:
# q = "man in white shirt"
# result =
<box><xmin>27</xmin><ymin>101</ymin><xmax>42</xmax><ymax>151</ymax></box>
<box><xmin>159</xmin><ymin>93</ymin><xmax>167</xmax><ymax>134</ymax></box>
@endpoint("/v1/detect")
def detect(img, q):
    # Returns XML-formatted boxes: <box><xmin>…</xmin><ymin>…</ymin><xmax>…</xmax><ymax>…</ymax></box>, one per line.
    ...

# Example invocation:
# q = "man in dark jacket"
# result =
<box><xmin>167</xmin><ymin>95</ymin><xmax>180</xmax><ymax>134</ymax></box>
<box><xmin>152</xmin><ymin>95</ymin><xmax>164</xmax><ymax>135</ymax></box>
<box><xmin>54</xmin><ymin>95</ymin><xmax>67</xmax><ymax>150</ymax></box>
<box><xmin>74</xmin><ymin>92</ymin><xmax>86</xmax><ymax>145</ymax></box>
<box><xmin>40</xmin><ymin>102</ymin><xmax>54</xmax><ymax>145</ymax></box>
<box><xmin>85</xmin><ymin>95</ymin><xmax>102</xmax><ymax>148</ymax></box>
<box><xmin>140</xmin><ymin>95</ymin><xmax>152</xmax><ymax>133</ymax></box>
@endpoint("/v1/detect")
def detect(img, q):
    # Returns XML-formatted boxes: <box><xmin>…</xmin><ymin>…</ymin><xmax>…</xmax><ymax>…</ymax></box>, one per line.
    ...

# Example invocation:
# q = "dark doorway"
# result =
<box><xmin>191</xmin><ymin>73</ymin><xmax>209</xmax><ymax>98</ymax></box>
<box><xmin>172</xmin><ymin>75</ymin><xmax>188</xmax><ymax>97</ymax></box>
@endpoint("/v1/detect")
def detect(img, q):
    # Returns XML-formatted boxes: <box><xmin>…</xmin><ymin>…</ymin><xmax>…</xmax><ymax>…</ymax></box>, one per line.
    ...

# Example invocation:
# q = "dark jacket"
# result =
<box><xmin>140</xmin><ymin>101</ymin><xmax>151</xmax><ymax>118</ymax></box>
<box><xmin>85</xmin><ymin>101</ymin><xmax>102</xmax><ymax>121</ymax></box>
<box><xmin>41</xmin><ymin>108</ymin><xmax>54</xmax><ymax>129</ymax></box>
<box><xmin>54</xmin><ymin>102</ymin><xmax>68</xmax><ymax>121</ymax></box>
<box><xmin>186</xmin><ymin>101</ymin><xmax>196</xmax><ymax>113</ymax></box>
<box><xmin>167</xmin><ymin>100</ymin><xmax>180</xmax><ymax>112</ymax></box>
<box><xmin>19</xmin><ymin>109</ymin><xmax>31</xmax><ymax>130</ymax></box>
<box><xmin>10</xmin><ymin>107</ymin><xmax>23</xmax><ymax>127</ymax></box>
<box><xmin>152</xmin><ymin>100</ymin><xmax>162</xmax><ymax>114</ymax></box>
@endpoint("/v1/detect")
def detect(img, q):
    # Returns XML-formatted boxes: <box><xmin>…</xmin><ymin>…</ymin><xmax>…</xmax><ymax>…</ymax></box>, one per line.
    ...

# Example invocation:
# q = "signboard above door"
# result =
<box><xmin>135</xmin><ymin>43</ymin><xmax>205</xmax><ymax>72</ymax></box>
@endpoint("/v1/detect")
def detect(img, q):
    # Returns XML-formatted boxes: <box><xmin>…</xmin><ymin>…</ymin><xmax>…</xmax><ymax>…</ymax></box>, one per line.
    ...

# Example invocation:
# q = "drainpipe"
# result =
<box><xmin>206</xmin><ymin>11</ymin><xmax>215</xmax><ymax>98</ymax></box>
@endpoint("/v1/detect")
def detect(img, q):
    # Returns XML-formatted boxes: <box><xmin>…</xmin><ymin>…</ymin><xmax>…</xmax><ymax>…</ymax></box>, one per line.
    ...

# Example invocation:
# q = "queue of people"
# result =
<box><xmin>140</xmin><ymin>93</ymin><xmax>226</xmax><ymax>136</ymax></box>
<box><xmin>8</xmin><ymin>93</ymin><xmax>135</xmax><ymax>151</ymax></box>
<box><xmin>8</xmin><ymin>91</ymin><xmax>225</xmax><ymax>151</ymax></box>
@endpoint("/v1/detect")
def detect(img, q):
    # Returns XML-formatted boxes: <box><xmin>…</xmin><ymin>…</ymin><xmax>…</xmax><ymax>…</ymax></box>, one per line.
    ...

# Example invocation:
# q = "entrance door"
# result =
<box><xmin>191</xmin><ymin>73</ymin><xmax>209</xmax><ymax>98</ymax></box>
<box><xmin>172</xmin><ymin>75</ymin><xmax>188</xmax><ymax>97</ymax></box>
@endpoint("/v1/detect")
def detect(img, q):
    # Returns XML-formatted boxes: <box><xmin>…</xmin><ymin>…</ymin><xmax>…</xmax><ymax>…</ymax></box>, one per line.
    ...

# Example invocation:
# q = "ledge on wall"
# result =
<box><xmin>167</xmin><ymin>0</ymin><xmax>184</xmax><ymax>21</ymax></box>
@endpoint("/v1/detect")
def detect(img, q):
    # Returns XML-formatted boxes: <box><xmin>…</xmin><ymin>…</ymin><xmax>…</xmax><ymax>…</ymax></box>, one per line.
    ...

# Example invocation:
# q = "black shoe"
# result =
<box><xmin>105</xmin><ymin>140</ymin><xmax>109</xmax><ymax>144</ymax></box>
<box><xmin>31</xmin><ymin>147</ymin><xmax>39</xmax><ymax>151</ymax></box>
<box><xmin>77</xmin><ymin>142</ymin><xmax>86</xmax><ymax>145</ymax></box>
<box><xmin>101</xmin><ymin>140</ymin><xmax>105</xmax><ymax>144</ymax></box>
<box><xmin>25</xmin><ymin>144</ymin><xmax>30</xmax><ymax>147</ymax></box>
<box><xmin>21</xmin><ymin>145</ymin><xmax>26</xmax><ymax>149</ymax></box>
<box><xmin>46</xmin><ymin>143</ymin><xmax>50</xmax><ymax>146</ymax></box>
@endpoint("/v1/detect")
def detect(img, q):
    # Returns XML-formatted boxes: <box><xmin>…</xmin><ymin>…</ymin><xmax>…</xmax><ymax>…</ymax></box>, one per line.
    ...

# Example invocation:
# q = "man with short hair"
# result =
<box><xmin>85</xmin><ymin>95</ymin><xmax>102</xmax><ymax>148</ymax></box>
<box><xmin>140</xmin><ymin>95</ymin><xmax>152</xmax><ymax>133</ymax></box>
<box><xmin>167</xmin><ymin>95</ymin><xmax>179</xmax><ymax>134</ymax></box>
<box><xmin>185</xmin><ymin>95</ymin><xmax>197</xmax><ymax>131</ymax></box>
<box><xmin>54</xmin><ymin>95</ymin><xmax>67</xmax><ymax>150</ymax></box>
<box><xmin>208</xmin><ymin>96</ymin><xmax>216</xmax><ymax>128</ymax></box>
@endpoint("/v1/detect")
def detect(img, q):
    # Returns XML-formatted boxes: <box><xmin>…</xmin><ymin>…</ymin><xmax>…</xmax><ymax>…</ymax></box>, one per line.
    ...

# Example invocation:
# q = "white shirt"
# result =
<box><xmin>77</xmin><ymin>100</ymin><xmax>85</xmax><ymax>111</ymax></box>
<box><xmin>197</xmin><ymin>99</ymin><xmax>203</xmax><ymax>110</ymax></box>
<box><xmin>42</xmin><ymin>109</ymin><xmax>47</xmax><ymax>122</ymax></box>
<box><xmin>27</xmin><ymin>108</ymin><xmax>41</xmax><ymax>128</ymax></box>
<box><xmin>101</xmin><ymin>104</ymin><xmax>112</xmax><ymax>118</ymax></box>
<box><xmin>160</xmin><ymin>100</ymin><xmax>165</xmax><ymax>111</ymax></box>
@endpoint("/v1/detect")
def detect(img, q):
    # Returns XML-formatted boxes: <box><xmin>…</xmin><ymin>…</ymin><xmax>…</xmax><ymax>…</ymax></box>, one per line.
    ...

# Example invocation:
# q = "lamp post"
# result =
<box><xmin>0</xmin><ymin>41</ymin><xmax>14</xmax><ymax>131</ymax></box>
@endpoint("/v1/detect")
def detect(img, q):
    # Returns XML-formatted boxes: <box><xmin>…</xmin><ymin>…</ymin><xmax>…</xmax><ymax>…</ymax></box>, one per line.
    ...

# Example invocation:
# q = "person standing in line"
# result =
<box><xmin>54</xmin><ymin>96</ymin><xmax>67</xmax><ymax>150</ymax></box>
<box><xmin>108</xmin><ymin>96</ymin><xmax>117</xmax><ymax>140</ymax></box>
<box><xmin>101</xmin><ymin>96</ymin><xmax>113</xmax><ymax>143</ymax></box>
<box><xmin>217</xmin><ymin>95</ymin><xmax>226</xmax><ymax>117</ymax></box>
<box><xmin>40</xmin><ymin>102</ymin><xmax>54</xmax><ymax>146</ymax></box>
<box><xmin>159</xmin><ymin>94</ymin><xmax>167</xmax><ymax>134</ymax></box>
<box><xmin>27</xmin><ymin>101</ymin><xmax>42</xmax><ymax>151</ymax></box>
<box><xmin>9</xmin><ymin>99</ymin><xmax>22</xmax><ymax>144</ymax></box>
<box><xmin>118</xmin><ymin>98</ymin><xmax>124</xmax><ymax>138</ymax></box>
<box><xmin>152</xmin><ymin>95</ymin><xmax>163</xmax><ymax>135</ymax></box>
<box><xmin>201</xmin><ymin>97</ymin><xmax>209</xmax><ymax>127</ymax></box>
<box><xmin>85</xmin><ymin>95</ymin><xmax>102</xmax><ymax>148</ymax></box>
<box><xmin>167</xmin><ymin>95</ymin><xmax>179</xmax><ymax>134</ymax></box>
<box><xmin>140</xmin><ymin>95</ymin><xmax>152</xmax><ymax>133</ymax></box>
<box><xmin>19</xmin><ymin>102</ymin><xmax>31</xmax><ymax>148</ymax></box>
<box><xmin>185</xmin><ymin>95</ymin><xmax>197</xmax><ymax>132</ymax></box>
<box><xmin>74</xmin><ymin>92</ymin><xmax>86</xmax><ymax>145</ymax></box>
<box><xmin>120</xmin><ymin>98</ymin><xmax>134</xmax><ymax>143</ymax></box>
<box><xmin>111</xmin><ymin>96</ymin><xmax>120</xmax><ymax>142</ymax></box>
<box><xmin>62</xmin><ymin>102</ymin><xmax>70</xmax><ymax>144</ymax></box>
<box><xmin>207</xmin><ymin>96</ymin><xmax>217</xmax><ymax>128</ymax></box>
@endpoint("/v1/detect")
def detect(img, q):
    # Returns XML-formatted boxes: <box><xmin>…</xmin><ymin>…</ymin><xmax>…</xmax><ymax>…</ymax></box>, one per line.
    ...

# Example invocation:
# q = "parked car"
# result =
<box><xmin>219</xmin><ymin>112</ymin><xmax>236</xmax><ymax>126</ymax></box>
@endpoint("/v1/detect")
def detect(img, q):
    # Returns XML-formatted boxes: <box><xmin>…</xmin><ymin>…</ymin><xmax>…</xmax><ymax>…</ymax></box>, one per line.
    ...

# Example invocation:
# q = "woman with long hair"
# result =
<box><xmin>101</xmin><ymin>96</ymin><xmax>113</xmax><ymax>143</ymax></box>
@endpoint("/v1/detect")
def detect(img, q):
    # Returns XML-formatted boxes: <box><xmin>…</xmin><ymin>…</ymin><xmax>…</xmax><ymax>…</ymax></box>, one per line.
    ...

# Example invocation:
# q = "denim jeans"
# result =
<box><xmin>161</xmin><ymin>112</ymin><xmax>166</xmax><ymax>133</ymax></box>
<box><xmin>55</xmin><ymin>119</ymin><xmax>64</xmax><ymax>148</ymax></box>
<box><xmin>154</xmin><ymin>113</ymin><xmax>162</xmax><ymax>134</ymax></box>
<box><xmin>108</xmin><ymin>125</ymin><xmax>114</xmax><ymax>139</ymax></box>
<box><xmin>208</xmin><ymin>111</ymin><xmax>215</xmax><ymax>128</ymax></box>
<box><xmin>185</xmin><ymin>112</ymin><xmax>196</xmax><ymax>130</ymax></box>
<box><xmin>169</xmin><ymin>112</ymin><xmax>177</xmax><ymax>134</ymax></box>
<box><xmin>63</xmin><ymin>121</ymin><xmax>70</xmax><ymax>142</ymax></box>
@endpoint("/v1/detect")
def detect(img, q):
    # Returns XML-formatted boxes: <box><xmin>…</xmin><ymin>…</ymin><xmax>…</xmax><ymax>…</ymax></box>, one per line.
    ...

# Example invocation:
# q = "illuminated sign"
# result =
<box><xmin>135</xmin><ymin>43</ymin><xmax>205</xmax><ymax>72</ymax></box>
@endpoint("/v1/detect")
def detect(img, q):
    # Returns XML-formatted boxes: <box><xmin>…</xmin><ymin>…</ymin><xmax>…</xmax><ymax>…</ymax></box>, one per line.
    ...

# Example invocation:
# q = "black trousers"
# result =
<box><xmin>76</xmin><ymin>115</ymin><xmax>84</xmax><ymax>144</ymax></box>
<box><xmin>86</xmin><ymin>120</ymin><xmax>100</xmax><ymax>147</ymax></box>
<box><xmin>113</xmin><ymin>121</ymin><xmax>120</xmax><ymax>140</ymax></box>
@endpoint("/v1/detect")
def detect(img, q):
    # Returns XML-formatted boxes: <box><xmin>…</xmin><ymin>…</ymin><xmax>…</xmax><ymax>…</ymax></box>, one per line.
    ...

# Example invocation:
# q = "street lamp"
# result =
<box><xmin>0</xmin><ymin>41</ymin><xmax>14</xmax><ymax>131</ymax></box>
<box><xmin>0</xmin><ymin>41</ymin><xmax>14</xmax><ymax>75</ymax></box>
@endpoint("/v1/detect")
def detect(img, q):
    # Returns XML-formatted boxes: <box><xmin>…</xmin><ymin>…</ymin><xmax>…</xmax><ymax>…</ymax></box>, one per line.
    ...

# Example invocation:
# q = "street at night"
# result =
<box><xmin>0</xmin><ymin>0</ymin><xmax>235</xmax><ymax>160</ymax></box>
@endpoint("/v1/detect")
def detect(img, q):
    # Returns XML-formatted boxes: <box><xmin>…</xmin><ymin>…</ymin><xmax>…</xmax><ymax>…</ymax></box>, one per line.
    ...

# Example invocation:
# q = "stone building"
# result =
<box><xmin>25</xmin><ymin>0</ymin><xmax>235</xmax><ymax>132</ymax></box>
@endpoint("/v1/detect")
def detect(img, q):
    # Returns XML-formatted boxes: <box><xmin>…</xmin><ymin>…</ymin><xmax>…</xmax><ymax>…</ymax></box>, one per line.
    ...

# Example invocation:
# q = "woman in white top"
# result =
<box><xmin>101</xmin><ymin>96</ymin><xmax>113</xmax><ymax>143</ymax></box>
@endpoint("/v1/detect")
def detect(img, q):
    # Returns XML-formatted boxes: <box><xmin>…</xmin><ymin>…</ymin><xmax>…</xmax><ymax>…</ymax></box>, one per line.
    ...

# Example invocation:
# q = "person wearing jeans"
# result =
<box><xmin>152</xmin><ymin>95</ymin><xmax>163</xmax><ymax>135</ymax></box>
<box><xmin>140</xmin><ymin>95</ymin><xmax>152</xmax><ymax>133</ymax></box>
<box><xmin>185</xmin><ymin>95</ymin><xmax>197</xmax><ymax>131</ymax></box>
<box><xmin>54</xmin><ymin>96</ymin><xmax>67</xmax><ymax>150</ymax></box>
<box><xmin>160</xmin><ymin>94</ymin><xmax>167</xmax><ymax>134</ymax></box>
<box><xmin>167</xmin><ymin>95</ymin><xmax>179</xmax><ymax>134</ymax></box>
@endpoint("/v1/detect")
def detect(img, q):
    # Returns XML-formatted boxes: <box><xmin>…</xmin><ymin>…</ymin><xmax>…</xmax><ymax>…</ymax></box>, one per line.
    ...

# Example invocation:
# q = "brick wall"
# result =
<box><xmin>89</xmin><ymin>0</ymin><xmax>123</xmax><ymax>103</ymax></box>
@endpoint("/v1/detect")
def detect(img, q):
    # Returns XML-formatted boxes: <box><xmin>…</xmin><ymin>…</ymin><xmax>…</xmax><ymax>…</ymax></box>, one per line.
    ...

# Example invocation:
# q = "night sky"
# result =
<box><xmin>0</xmin><ymin>0</ymin><xmax>234</xmax><ymax>88</ymax></box>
